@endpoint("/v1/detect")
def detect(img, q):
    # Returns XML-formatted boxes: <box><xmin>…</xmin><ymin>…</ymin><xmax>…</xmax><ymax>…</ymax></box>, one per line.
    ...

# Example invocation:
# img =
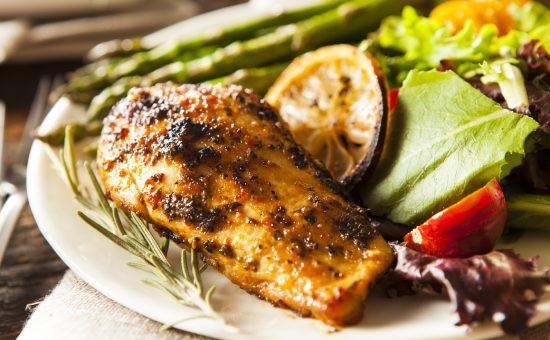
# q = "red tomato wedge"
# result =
<box><xmin>388</xmin><ymin>88</ymin><xmax>399</xmax><ymax>112</ymax></box>
<box><xmin>404</xmin><ymin>178</ymin><xmax>507</xmax><ymax>258</ymax></box>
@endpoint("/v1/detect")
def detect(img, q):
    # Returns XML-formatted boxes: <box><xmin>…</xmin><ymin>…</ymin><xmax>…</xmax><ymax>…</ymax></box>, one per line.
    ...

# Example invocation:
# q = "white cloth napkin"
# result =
<box><xmin>19</xmin><ymin>270</ymin><xmax>550</xmax><ymax>339</ymax></box>
<box><xmin>19</xmin><ymin>271</ymin><xmax>208</xmax><ymax>340</ymax></box>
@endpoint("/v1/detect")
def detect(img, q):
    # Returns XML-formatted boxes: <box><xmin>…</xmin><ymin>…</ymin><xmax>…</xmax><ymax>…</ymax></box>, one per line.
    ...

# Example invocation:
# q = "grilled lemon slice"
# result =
<box><xmin>266</xmin><ymin>44</ymin><xmax>388</xmax><ymax>187</ymax></box>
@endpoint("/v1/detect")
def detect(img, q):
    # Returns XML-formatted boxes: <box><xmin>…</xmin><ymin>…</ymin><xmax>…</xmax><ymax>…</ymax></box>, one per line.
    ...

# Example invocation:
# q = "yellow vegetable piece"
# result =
<box><xmin>430</xmin><ymin>0</ymin><xmax>516</xmax><ymax>36</ymax></box>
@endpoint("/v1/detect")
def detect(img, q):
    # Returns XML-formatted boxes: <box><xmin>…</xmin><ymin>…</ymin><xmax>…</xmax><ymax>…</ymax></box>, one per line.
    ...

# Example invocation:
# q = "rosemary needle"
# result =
<box><xmin>59</xmin><ymin>126</ymin><xmax>230</xmax><ymax>332</ymax></box>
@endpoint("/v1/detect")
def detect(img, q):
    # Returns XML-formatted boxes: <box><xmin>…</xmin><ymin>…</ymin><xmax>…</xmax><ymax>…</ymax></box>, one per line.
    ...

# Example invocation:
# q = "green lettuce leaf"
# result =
<box><xmin>361</xmin><ymin>70</ymin><xmax>539</xmax><ymax>226</ymax></box>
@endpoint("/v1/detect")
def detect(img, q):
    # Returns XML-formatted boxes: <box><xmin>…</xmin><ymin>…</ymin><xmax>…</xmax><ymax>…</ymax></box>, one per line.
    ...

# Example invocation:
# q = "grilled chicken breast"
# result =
<box><xmin>97</xmin><ymin>83</ymin><xmax>393</xmax><ymax>326</ymax></box>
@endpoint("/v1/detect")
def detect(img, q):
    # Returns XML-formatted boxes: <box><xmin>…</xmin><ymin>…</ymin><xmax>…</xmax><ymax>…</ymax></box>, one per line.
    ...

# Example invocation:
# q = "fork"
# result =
<box><xmin>0</xmin><ymin>76</ymin><xmax>61</xmax><ymax>264</ymax></box>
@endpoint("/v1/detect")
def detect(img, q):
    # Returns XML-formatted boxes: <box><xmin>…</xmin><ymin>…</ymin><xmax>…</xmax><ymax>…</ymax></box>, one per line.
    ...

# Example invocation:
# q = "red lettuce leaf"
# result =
<box><xmin>389</xmin><ymin>244</ymin><xmax>550</xmax><ymax>334</ymax></box>
<box><xmin>517</xmin><ymin>39</ymin><xmax>550</xmax><ymax>132</ymax></box>
<box><xmin>518</xmin><ymin>39</ymin><xmax>550</xmax><ymax>82</ymax></box>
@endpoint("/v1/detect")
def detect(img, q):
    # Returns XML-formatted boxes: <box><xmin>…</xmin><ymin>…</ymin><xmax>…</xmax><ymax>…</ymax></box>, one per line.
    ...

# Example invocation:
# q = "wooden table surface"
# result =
<box><xmin>0</xmin><ymin>2</ymin><xmax>243</xmax><ymax>338</ymax></box>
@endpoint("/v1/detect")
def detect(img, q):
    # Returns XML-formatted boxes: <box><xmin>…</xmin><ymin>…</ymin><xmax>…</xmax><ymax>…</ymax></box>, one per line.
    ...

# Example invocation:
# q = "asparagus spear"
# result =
<box><xmin>86</xmin><ymin>61</ymin><xmax>288</xmax><ymax>122</ymax></box>
<box><xmin>93</xmin><ymin>0</ymin><xmax>349</xmax><ymax>61</ymax></box>
<box><xmin>83</xmin><ymin>142</ymin><xmax>99</xmax><ymax>158</ymax></box>
<box><xmin>208</xmin><ymin>63</ymin><xmax>288</xmax><ymax>96</ymax></box>
<box><xmin>36</xmin><ymin>121</ymin><xmax>103</xmax><ymax>146</ymax></box>
<box><xmin>65</xmin><ymin>45</ymin><xmax>217</xmax><ymax>100</ymax></box>
<box><xmin>88</xmin><ymin>0</ymin><xmax>426</xmax><ymax>121</ymax></box>
<box><xmin>86</xmin><ymin>37</ymin><xmax>144</xmax><ymax>61</ymax></box>
<box><xmin>69</xmin><ymin>56</ymin><xmax>122</xmax><ymax>80</ymax></box>
<box><xmin>86</xmin><ymin>77</ymin><xmax>142</xmax><ymax>122</ymax></box>
<box><xmin>49</xmin><ymin>57</ymin><xmax>124</xmax><ymax>104</ymax></box>
<box><xmin>38</xmin><ymin>63</ymin><xmax>286</xmax><ymax>145</ymax></box>
<box><xmin>64</xmin><ymin>0</ymin><xmax>348</xmax><ymax>97</ymax></box>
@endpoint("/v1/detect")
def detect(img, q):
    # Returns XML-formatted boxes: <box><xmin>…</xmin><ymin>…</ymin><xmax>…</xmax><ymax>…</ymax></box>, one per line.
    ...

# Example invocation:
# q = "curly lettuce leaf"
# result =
<box><xmin>367</xmin><ymin>7</ymin><xmax>519</xmax><ymax>86</ymax></box>
<box><xmin>510</xmin><ymin>1</ymin><xmax>550</xmax><ymax>36</ymax></box>
<box><xmin>378</xmin><ymin>7</ymin><xmax>507</xmax><ymax>61</ymax></box>
<box><xmin>366</xmin><ymin>4</ymin><xmax>550</xmax><ymax>87</ymax></box>
<box><xmin>361</xmin><ymin>70</ymin><xmax>539</xmax><ymax>225</ymax></box>
<box><xmin>390</xmin><ymin>244</ymin><xmax>550</xmax><ymax>334</ymax></box>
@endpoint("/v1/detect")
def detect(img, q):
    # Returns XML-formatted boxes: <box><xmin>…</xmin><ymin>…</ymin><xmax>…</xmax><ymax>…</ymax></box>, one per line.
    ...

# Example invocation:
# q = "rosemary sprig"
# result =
<box><xmin>59</xmin><ymin>126</ymin><xmax>231</xmax><ymax>331</ymax></box>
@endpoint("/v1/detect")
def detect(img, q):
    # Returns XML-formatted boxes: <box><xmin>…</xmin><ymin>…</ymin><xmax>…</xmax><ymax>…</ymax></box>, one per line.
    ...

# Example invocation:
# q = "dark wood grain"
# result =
<box><xmin>0</xmin><ymin>108</ymin><xmax>67</xmax><ymax>339</ymax></box>
<box><xmin>0</xmin><ymin>208</ymin><xmax>67</xmax><ymax>339</ymax></box>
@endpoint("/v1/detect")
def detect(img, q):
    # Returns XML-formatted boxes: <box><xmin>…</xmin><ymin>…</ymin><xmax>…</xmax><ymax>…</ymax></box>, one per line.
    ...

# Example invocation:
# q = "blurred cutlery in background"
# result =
<box><xmin>0</xmin><ymin>0</ymin><xmax>145</xmax><ymax>19</ymax></box>
<box><xmin>0</xmin><ymin>0</ymin><xmax>198</xmax><ymax>63</ymax></box>
<box><xmin>0</xmin><ymin>20</ymin><xmax>29</xmax><ymax>63</ymax></box>
<box><xmin>0</xmin><ymin>76</ymin><xmax>60</xmax><ymax>264</ymax></box>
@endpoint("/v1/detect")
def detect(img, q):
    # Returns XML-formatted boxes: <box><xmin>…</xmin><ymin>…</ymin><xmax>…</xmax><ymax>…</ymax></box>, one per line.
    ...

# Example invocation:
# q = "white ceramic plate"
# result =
<box><xmin>26</xmin><ymin>3</ymin><xmax>550</xmax><ymax>339</ymax></box>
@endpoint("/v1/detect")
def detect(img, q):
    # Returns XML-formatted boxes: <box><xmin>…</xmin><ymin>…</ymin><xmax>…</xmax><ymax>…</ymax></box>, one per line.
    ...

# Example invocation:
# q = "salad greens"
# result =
<box><xmin>390</xmin><ymin>244</ymin><xmax>550</xmax><ymax>334</ymax></box>
<box><xmin>364</xmin><ymin>3</ymin><xmax>550</xmax><ymax>88</ymax></box>
<box><xmin>361</xmin><ymin>70</ymin><xmax>539</xmax><ymax>226</ymax></box>
<box><xmin>357</xmin><ymin>1</ymin><xmax>550</xmax><ymax>230</ymax></box>
<box><xmin>510</xmin><ymin>1</ymin><xmax>550</xmax><ymax>34</ymax></box>
<box><xmin>368</xmin><ymin>7</ymin><xmax>511</xmax><ymax>87</ymax></box>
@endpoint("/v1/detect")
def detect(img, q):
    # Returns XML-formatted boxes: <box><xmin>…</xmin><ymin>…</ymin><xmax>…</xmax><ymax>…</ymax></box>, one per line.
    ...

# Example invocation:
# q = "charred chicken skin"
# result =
<box><xmin>97</xmin><ymin>83</ymin><xmax>393</xmax><ymax>326</ymax></box>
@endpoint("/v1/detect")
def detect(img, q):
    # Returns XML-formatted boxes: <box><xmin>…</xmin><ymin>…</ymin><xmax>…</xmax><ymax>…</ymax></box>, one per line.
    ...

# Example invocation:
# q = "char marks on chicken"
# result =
<box><xmin>97</xmin><ymin>83</ymin><xmax>393</xmax><ymax>326</ymax></box>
